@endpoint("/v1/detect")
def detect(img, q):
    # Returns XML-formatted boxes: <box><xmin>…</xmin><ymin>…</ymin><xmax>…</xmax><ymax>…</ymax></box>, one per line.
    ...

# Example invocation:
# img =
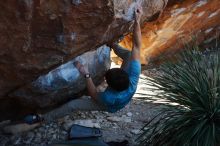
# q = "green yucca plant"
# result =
<box><xmin>136</xmin><ymin>47</ymin><xmax>220</xmax><ymax>146</ymax></box>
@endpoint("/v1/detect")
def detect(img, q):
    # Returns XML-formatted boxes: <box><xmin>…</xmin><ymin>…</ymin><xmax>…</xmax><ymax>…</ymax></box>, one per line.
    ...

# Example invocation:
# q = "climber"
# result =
<box><xmin>74</xmin><ymin>6</ymin><xmax>142</xmax><ymax>113</ymax></box>
<box><xmin>42</xmin><ymin>6</ymin><xmax>142</xmax><ymax>122</ymax></box>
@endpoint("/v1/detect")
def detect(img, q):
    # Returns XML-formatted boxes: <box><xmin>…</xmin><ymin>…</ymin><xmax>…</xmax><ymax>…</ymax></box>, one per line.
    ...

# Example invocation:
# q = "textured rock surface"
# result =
<box><xmin>119</xmin><ymin>0</ymin><xmax>220</xmax><ymax>64</ymax></box>
<box><xmin>0</xmin><ymin>0</ymin><xmax>167</xmax><ymax>120</ymax></box>
<box><xmin>10</xmin><ymin>45</ymin><xmax>111</xmax><ymax>109</ymax></box>
<box><xmin>0</xmin><ymin>46</ymin><xmax>111</xmax><ymax>121</ymax></box>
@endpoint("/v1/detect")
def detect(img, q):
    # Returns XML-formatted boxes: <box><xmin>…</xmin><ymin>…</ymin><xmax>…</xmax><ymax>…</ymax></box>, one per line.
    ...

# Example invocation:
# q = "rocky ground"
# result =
<box><xmin>0</xmin><ymin>69</ymin><xmax>162</xmax><ymax>146</ymax></box>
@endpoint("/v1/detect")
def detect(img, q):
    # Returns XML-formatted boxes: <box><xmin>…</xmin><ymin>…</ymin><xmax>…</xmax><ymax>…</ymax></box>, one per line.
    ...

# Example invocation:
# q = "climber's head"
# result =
<box><xmin>105</xmin><ymin>68</ymin><xmax>129</xmax><ymax>91</ymax></box>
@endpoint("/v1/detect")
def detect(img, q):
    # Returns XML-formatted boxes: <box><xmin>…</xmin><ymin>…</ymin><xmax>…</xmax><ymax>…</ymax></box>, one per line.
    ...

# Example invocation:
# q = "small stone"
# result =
<box><xmin>38</xmin><ymin>127</ymin><xmax>45</xmax><ymax>133</ymax></box>
<box><xmin>80</xmin><ymin>113</ymin><xmax>86</xmax><ymax>118</ymax></box>
<box><xmin>33</xmin><ymin>137</ymin><xmax>41</xmax><ymax>143</ymax></box>
<box><xmin>23</xmin><ymin>138</ymin><xmax>33</xmax><ymax>144</ymax></box>
<box><xmin>93</xmin><ymin>123</ymin><xmax>101</xmax><ymax>128</ymax></box>
<box><xmin>131</xmin><ymin>129</ymin><xmax>141</xmax><ymax>135</ymax></box>
<box><xmin>97</xmin><ymin>119</ymin><xmax>104</xmax><ymax>123</ymax></box>
<box><xmin>52</xmin><ymin>134</ymin><xmax>57</xmax><ymax>140</ymax></box>
<box><xmin>113</xmin><ymin>123</ymin><xmax>118</xmax><ymax>126</ymax></box>
<box><xmin>122</xmin><ymin>115</ymin><xmax>127</xmax><ymax>118</ymax></box>
<box><xmin>73</xmin><ymin>119</ymin><xmax>101</xmax><ymax>128</ymax></box>
<box><xmin>60</xmin><ymin>135</ymin><xmax>67</xmax><ymax>140</ymax></box>
<box><xmin>49</xmin><ymin>123</ymin><xmax>53</xmax><ymax>127</ymax></box>
<box><xmin>27</xmin><ymin>131</ymin><xmax>35</xmax><ymax>138</ymax></box>
<box><xmin>52</xmin><ymin>124</ymin><xmax>58</xmax><ymax>129</ymax></box>
<box><xmin>127</xmin><ymin>112</ymin><xmax>133</xmax><ymax>117</ymax></box>
<box><xmin>48</xmin><ymin>129</ymin><xmax>56</xmax><ymax>135</ymax></box>
<box><xmin>103</xmin><ymin>112</ymin><xmax>109</xmax><ymax>115</ymax></box>
<box><xmin>107</xmin><ymin>116</ymin><xmax>121</xmax><ymax>122</ymax></box>
<box><xmin>61</xmin><ymin>115</ymin><xmax>70</xmax><ymax>122</ymax></box>
<box><xmin>91</xmin><ymin>111</ymin><xmax>98</xmax><ymax>114</ymax></box>
<box><xmin>13</xmin><ymin>137</ymin><xmax>21</xmax><ymax>145</ymax></box>
<box><xmin>72</xmin><ymin>0</ymin><xmax>82</xmax><ymax>5</ymax></box>
<box><xmin>61</xmin><ymin>131</ymin><xmax>68</xmax><ymax>135</ymax></box>
<box><xmin>35</xmin><ymin>133</ymin><xmax>42</xmax><ymax>139</ymax></box>
<box><xmin>126</xmin><ymin>132</ymin><xmax>132</xmax><ymax>138</ymax></box>
<box><xmin>123</xmin><ymin>117</ymin><xmax>132</xmax><ymax>123</ymax></box>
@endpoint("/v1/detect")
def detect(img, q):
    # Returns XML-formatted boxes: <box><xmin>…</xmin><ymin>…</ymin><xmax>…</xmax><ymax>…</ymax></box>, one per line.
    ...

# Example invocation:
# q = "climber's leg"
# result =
<box><xmin>43</xmin><ymin>97</ymin><xmax>106</xmax><ymax>122</ymax></box>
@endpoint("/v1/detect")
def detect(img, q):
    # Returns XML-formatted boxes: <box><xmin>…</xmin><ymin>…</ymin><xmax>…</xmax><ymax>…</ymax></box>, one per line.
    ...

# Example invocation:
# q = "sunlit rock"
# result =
<box><xmin>119</xmin><ymin>0</ymin><xmax>220</xmax><ymax>64</ymax></box>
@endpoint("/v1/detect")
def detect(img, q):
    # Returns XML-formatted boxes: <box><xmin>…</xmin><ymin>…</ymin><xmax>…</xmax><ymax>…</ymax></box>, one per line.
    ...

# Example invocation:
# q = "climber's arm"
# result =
<box><xmin>131</xmin><ymin>6</ymin><xmax>143</xmax><ymax>61</ymax></box>
<box><xmin>74</xmin><ymin>61</ymin><xmax>98</xmax><ymax>101</ymax></box>
<box><xmin>85</xmin><ymin>77</ymin><xmax>98</xmax><ymax>101</ymax></box>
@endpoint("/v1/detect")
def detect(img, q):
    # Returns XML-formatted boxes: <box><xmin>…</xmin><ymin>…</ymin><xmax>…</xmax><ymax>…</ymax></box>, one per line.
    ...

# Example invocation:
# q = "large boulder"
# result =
<box><xmin>10</xmin><ymin>45</ymin><xmax>111</xmax><ymax>109</ymax></box>
<box><xmin>119</xmin><ymin>0</ymin><xmax>220</xmax><ymax>64</ymax></box>
<box><xmin>0</xmin><ymin>0</ymin><xmax>167</xmax><ymax>120</ymax></box>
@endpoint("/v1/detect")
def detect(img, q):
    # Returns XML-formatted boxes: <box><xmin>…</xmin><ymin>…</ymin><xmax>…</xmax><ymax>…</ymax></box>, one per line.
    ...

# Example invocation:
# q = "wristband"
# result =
<box><xmin>84</xmin><ymin>74</ymin><xmax>91</xmax><ymax>78</ymax></box>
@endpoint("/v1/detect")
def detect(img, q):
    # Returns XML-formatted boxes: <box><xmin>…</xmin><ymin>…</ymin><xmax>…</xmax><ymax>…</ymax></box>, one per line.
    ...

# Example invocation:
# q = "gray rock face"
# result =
<box><xmin>10</xmin><ymin>45</ymin><xmax>111</xmax><ymax>108</ymax></box>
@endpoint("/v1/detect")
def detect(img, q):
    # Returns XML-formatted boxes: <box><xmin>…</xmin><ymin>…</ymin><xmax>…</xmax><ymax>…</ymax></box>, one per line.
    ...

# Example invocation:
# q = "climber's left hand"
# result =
<box><xmin>73</xmin><ymin>61</ymin><xmax>89</xmax><ymax>75</ymax></box>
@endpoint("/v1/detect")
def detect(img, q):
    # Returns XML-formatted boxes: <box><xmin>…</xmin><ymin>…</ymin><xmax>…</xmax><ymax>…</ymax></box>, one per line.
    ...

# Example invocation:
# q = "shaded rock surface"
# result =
<box><xmin>10</xmin><ymin>45</ymin><xmax>111</xmax><ymax>109</ymax></box>
<box><xmin>0</xmin><ymin>0</ymin><xmax>167</xmax><ymax>120</ymax></box>
<box><xmin>0</xmin><ymin>45</ymin><xmax>111</xmax><ymax>121</ymax></box>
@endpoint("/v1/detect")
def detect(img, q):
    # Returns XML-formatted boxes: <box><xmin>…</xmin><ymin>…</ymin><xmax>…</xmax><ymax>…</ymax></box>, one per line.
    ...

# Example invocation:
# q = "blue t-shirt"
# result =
<box><xmin>98</xmin><ymin>60</ymin><xmax>141</xmax><ymax>113</ymax></box>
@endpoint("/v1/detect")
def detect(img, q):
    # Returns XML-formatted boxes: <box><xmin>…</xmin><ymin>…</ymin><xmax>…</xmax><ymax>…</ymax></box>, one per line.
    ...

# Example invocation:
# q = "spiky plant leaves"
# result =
<box><xmin>136</xmin><ymin>49</ymin><xmax>220</xmax><ymax>146</ymax></box>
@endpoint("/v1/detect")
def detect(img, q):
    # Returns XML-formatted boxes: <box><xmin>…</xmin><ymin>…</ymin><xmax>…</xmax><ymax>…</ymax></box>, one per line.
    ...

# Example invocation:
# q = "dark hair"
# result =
<box><xmin>105</xmin><ymin>68</ymin><xmax>129</xmax><ymax>91</ymax></box>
